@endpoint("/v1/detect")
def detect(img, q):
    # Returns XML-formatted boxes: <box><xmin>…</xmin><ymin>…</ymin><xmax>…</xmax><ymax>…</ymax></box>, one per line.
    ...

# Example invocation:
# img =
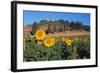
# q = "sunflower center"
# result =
<box><xmin>46</xmin><ymin>39</ymin><xmax>52</xmax><ymax>44</ymax></box>
<box><xmin>67</xmin><ymin>40</ymin><xmax>71</xmax><ymax>44</ymax></box>
<box><xmin>37</xmin><ymin>31</ymin><xmax>43</xmax><ymax>37</ymax></box>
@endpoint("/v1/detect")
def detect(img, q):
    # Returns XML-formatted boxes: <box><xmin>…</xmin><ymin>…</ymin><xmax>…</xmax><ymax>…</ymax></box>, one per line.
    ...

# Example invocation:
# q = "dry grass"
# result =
<box><xmin>45</xmin><ymin>30</ymin><xmax>90</xmax><ymax>38</ymax></box>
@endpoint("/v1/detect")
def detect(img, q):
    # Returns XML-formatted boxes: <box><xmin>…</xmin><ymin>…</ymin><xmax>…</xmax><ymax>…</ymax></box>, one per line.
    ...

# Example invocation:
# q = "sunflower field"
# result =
<box><xmin>23</xmin><ymin>29</ymin><xmax>90</xmax><ymax>62</ymax></box>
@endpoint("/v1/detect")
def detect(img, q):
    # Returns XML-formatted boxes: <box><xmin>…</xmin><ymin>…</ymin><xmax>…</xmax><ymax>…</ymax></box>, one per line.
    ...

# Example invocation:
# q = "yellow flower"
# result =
<box><xmin>74</xmin><ymin>38</ymin><xmax>78</xmax><ymax>41</ymax></box>
<box><xmin>44</xmin><ymin>38</ymin><xmax>55</xmax><ymax>47</ymax></box>
<box><xmin>51</xmin><ymin>37</ymin><xmax>56</xmax><ymax>45</ymax></box>
<box><xmin>35</xmin><ymin>29</ymin><xmax>46</xmax><ymax>40</ymax></box>
<box><xmin>61</xmin><ymin>37</ymin><xmax>66</xmax><ymax>41</ymax></box>
<box><xmin>37</xmin><ymin>41</ymin><xmax>42</xmax><ymax>45</ymax></box>
<box><xmin>65</xmin><ymin>39</ymin><xmax>72</xmax><ymax>46</ymax></box>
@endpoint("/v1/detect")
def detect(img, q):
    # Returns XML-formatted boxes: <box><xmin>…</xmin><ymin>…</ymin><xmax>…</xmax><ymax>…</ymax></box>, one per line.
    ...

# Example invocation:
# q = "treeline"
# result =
<box><xmin>31</xmin><ymin>19</ymin><xmax>90</xmax><ymax>34</ymax></box>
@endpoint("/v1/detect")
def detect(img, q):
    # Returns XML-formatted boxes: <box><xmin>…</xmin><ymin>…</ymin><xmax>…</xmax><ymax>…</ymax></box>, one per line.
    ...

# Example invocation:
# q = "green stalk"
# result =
<box><xmin>72</xmin><ymin>46</ymin><xmax>77</xmax><ymax>59</ymax></box>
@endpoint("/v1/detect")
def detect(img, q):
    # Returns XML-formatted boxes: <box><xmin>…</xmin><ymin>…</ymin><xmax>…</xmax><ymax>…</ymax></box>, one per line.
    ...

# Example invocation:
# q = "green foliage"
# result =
<box><xmin>37</xmin><ymin>22</ymin><xmax>44</xmax><ymax>25</ymax></box>
<box><xmin>24</xmin><ymin>37</ymin><xmax>90</xmax><ymax>62</ymax></box>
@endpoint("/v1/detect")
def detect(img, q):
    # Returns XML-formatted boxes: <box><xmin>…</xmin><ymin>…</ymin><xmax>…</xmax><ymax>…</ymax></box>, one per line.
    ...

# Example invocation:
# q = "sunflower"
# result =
<box><xmin>74</xmin><ymin>38</ymin><xmax>78</xmax><ymax>41</ymax></box>
<box><xmin>65</xmin><ymin>39</ymin><xmax>72</xmax><ymax>46</ymax></box>
<box><xmin>61</xmin><ymin>37</ymin><xmax>66</xmax><ymax>41</ymax></box>
<box><xmin>44</xmin><ymin>38</ymin><xmax>55</xmax><ymax>47</ymax></box>
<box><xmin>35</xmin><ymin>29</ymin><xmax>46</xmax><ymax>40</ymax></box>
<box><xmin>51</xmin><ymin>37</ymin><xmax>56</xmax><ymax>45</ymax></box>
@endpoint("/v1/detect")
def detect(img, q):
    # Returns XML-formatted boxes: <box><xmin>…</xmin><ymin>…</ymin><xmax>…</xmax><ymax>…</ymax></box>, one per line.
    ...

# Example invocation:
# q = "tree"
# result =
<box><xmin>31</xmin><ymin>22</ymin><xmax>37</xmax><ymax>35</ymax></box>
<box><xmin>47</xmin><ymin>21</ymin><xmax>51</xmax><ymax>33</ymax></box>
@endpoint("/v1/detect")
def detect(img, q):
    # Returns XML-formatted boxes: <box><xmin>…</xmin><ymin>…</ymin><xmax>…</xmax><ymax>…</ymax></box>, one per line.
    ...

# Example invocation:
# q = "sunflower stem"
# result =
<box><xmin>73</xmin><ymin>46</ymin><xmax>77</xmax><ymax>59</ymax></box>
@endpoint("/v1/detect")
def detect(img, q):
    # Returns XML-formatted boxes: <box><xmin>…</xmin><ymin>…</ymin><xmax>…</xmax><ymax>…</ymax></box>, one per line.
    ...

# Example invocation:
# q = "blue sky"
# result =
<box><xmin>23</xmin><ymin>10</ymin><xmax>90</xmax><ymax>26</ymax></box>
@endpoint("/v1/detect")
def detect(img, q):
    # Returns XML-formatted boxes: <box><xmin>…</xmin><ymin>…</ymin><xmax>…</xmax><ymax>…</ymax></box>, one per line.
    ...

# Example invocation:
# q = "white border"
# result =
<box><xmin>17</xmin><ymin>4</ymin><xmax>96</xmax><ymax>69</ymax></box>
<box><xmin>19</xmin><ymin>0</ymin><xmax>98</xmax><ymax>5</ymax></box>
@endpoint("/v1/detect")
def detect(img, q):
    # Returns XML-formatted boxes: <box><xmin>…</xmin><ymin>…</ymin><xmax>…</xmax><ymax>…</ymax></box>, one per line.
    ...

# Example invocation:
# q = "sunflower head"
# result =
<box><xmin>61</xmin><ymin>37</ymin><xmax>66</xmax><ymax>41</ymax></box>
<box><xmin>74</xmin><ymin>38</ymin><xmax>78</xmax><ymax>41</ymax></box>
<box><xmin>65</xmin><ymin>39</ymin><xmax>72</xmax><ymax>46</ymax></box>
<box><xmin>44</xmin><ymin>38</ymin><xmax>55</xmax><ymax>47</ymax></box>
<box><xmin>35</xmin><ymin>29</ymin><xmax>46</xmax><ymax>40</ymax></box>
